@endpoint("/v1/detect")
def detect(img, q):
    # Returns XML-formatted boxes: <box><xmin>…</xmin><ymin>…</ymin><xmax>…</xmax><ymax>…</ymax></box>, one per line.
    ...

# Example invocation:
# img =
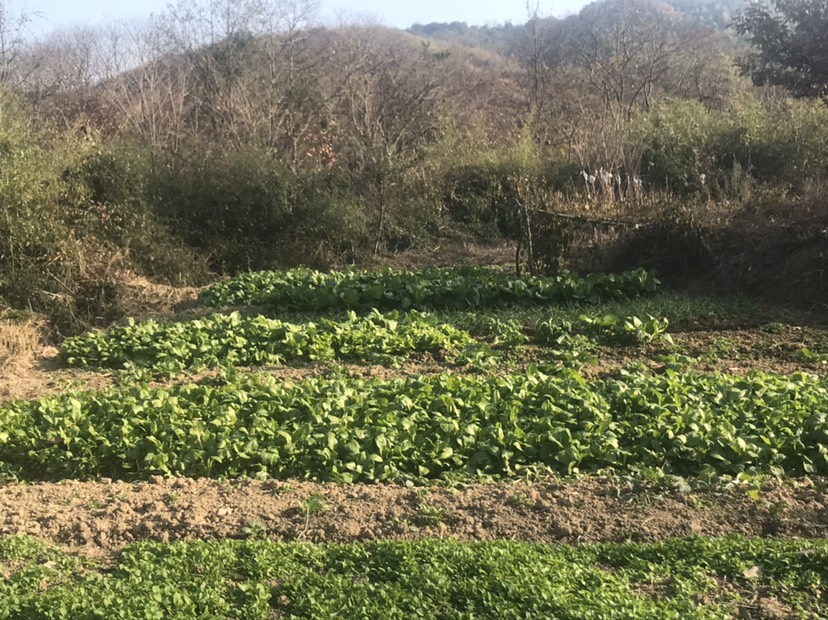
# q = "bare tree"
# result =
<box><xmin>510</xmin><ymin>0</ymin><xmax>708</xmax><ymax>174</ymax></box>
<box><xmin>328</xmin><ymin>24</ymin><xmax>448</xmax><ymax>251</ymax></box>
<box><xmin>0</xmin><ymin>1</ymin><xmax>39</xmax><ymax>88</ymax></box>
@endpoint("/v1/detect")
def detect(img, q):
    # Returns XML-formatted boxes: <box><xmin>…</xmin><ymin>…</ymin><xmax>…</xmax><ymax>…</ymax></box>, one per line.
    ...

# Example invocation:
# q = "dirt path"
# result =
<box><xmin>2</xmin><ymin>477</ymin><xmax>826</xmax><ymax>559</ymax></box>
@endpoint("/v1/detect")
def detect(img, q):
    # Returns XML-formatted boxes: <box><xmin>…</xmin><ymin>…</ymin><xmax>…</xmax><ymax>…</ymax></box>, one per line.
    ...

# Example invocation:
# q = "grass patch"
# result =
<box><xmin>0</xmin><ymin>535</ymin><xmax>824</xmax><ymax>618</ymax></box>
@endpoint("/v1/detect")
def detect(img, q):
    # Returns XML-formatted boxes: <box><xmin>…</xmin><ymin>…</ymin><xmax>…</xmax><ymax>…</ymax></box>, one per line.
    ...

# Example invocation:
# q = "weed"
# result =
<box><xmin>759</xmin><ymin>322</ymin><xmax>788</xmax><ymax>334</ymax></box>
<box><xmin>708</xmin><ymin>337</ymin><xmax>739</xmax><ymax>359</ymax></box>
<box><xmin>299</xmin><ymin>493</ymin><xmax>329</xmax><ymax>520</ymax></box>
<box><xmin>506</xmin><ymin>492</ymin><xmax>533</xmax><ymax>508</ymax></box>
<box><xmin>242</xmin><ymin>520</ymin><xmax>267</xmax><ymax>540</ymax></box>
<box><xmin>411</xmin><ymin>504</ymin><xmax>448</xmax><ymax>528</ymax></box>
<box><xmin>800</xmin><ymin>347</ymin><xmax>828</xmax><ymax>364</ymax></box>
<box><xmin>762</xmin><ymin>500</ymin><xmax>787</xmax><ymax>535</ymax></box>
<box><xmin>685</xmin><ymin>495</ymin><xmax>711</xmax><ymax>510</ymax></box>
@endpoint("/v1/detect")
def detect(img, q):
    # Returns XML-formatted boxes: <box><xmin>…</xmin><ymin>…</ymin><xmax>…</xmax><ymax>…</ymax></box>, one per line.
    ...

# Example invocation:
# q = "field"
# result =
<box><xmin>2</xmin><ymin>263</ymin><xmax>828</xmax><ymax>618</ymax></box>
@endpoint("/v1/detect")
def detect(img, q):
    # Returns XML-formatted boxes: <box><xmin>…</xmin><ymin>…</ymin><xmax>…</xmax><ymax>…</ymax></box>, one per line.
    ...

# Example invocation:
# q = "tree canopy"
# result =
<box><xmin>735</xmin><ymin>0</ymin><xmax>828</xmax><ymax>102</ymax></box>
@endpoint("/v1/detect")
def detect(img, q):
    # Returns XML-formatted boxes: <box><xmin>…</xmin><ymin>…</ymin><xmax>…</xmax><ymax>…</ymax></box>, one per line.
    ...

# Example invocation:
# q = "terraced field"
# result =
<box><xmin>2</xmin><ymin>266</ymin><xmax>828</xmax><ymax>618</ymax></box>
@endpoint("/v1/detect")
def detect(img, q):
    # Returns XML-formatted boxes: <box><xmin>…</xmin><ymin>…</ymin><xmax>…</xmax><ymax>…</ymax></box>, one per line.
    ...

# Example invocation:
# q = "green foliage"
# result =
<box><xmin>735</xmin><ymin>0</ymin><xmax>828</xmax><ymax>103</ymax></box>
<box><xmin>633</xmin><ymin>95</ymin><xmax>828</xmax><ymax>194</ymax></box>
<box><xmin>437</xmin><ymin>293</ymin><xmax>753</xmax><ymax>335</ymax></box>
<box><xmin>1</xmin><ymin>535</ymin><xmax>825</xmax><ymax>618</ymax></box>
<box><xmin>459</xmin><ymin>314</ymin><xmax>529</xmax><ymax>348</ymax></box>
<box><xmin>148</xmin><ymin>145</ymin><xmax>373</xmax><ymax>270</ymax></box>
<box><xmin>800</xmin><ymin>347</ymin><xmax>828</xmax><ymax>364</ymax></box>
<box><xmin>298</xmin><ymin>493</ymin><xmax>329</xmax><ymax>520</ymax></box>
<box><xmin>60</xmin><ymin>310</ymin><xmax>477</xmax><ymax>373</ymax></box>
<box><xmin>199</xmin><ymin>266</ymin><xmax>660</xmax><ymax>311</ymax></box>
<box><xmin>438</xmin><ymin>161</ymin><xmax>522</xmax><ymax>237</ymax></box>
<box><xmin>632</xmin><ymin>100</ymin><xmax>715</xmax><ymax>194</ymax></box>
<box><xmin>3</xmin><ymin>367</ymin><xmax>828</xmax><ymax>482</ymax></box>
<box><xmin>0</xmin><ymin>93</ymin><xmax>78</xmax><ymax>312</ymax></box>
<box><xmin>536</xmin><ymin>313</ymin><xmax>672</xmax><ymax>347</ymax></box>
<box><xmin>0</xmin><ymin>99</ymin><xmax>207</xmax><ymax>331</ymax></box>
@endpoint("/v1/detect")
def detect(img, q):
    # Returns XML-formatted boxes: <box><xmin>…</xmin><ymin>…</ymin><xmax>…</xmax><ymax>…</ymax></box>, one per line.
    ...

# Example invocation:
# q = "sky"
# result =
<box><xmin>19</xmin><ymin>0</ymin><xmax>592</xmax><ymax>35</ymax></box>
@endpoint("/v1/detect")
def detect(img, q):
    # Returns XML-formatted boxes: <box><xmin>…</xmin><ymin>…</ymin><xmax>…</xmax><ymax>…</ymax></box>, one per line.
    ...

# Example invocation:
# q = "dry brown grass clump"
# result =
<box><xmin>0</xmin><ymin>313</ymin><xmax>43</xmax><ymax>372</ymax></box>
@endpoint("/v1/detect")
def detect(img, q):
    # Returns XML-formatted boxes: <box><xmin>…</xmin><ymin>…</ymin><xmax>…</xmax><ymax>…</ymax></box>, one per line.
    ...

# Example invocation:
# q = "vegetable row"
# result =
<box><xmin>60</xmin><ymin>310</ymin><xmax>475</xmax><ymax>373</ymax></box>
<box><xmin>1</xmin><ymin>535</ymin><xmax>824</xmax><ymax>618</ymax></box>
<box><xmin>199</xmin><ymin>266</ymin><xmax>660</xmax><ymax>310</ymax></box>
<box><xmin>60</xmin><ymin>310</ymin><xmax>671</xmax><ymax>373</ymax></box>
<box><xmin>2</xmin><ymin>368</ymin><xmax>827</xmax><ymax>482</ymax></box>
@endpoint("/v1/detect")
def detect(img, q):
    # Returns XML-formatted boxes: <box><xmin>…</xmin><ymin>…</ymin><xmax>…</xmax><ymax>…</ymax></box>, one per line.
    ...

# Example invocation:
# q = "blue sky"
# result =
<box><xmin>22</xmin><ymin>0</ymin><xmax>592</xmax><ymax>34</ymax></box>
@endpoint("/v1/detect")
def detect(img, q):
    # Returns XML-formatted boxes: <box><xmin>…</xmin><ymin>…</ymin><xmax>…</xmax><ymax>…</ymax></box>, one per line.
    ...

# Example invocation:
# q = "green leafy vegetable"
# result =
<box><xmin>2</xmin><ymin>368</ymin><xmax>827</xmax><ymax>483</ymax></box>
<box><xmin>199</xmin><ymin>266</ymin><xmax>660</xmax><ymax>311</ymax></box>
<box><xmin>61</xmin><ymin>310</ymin><xmax>477</xmax><ymax>374</ymax></box>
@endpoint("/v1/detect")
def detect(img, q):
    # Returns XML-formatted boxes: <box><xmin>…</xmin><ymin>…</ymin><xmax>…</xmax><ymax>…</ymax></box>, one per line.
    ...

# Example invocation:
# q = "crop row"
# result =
<box><xmin>1</xmin><ymin>535</ymin><xmax>824</xmax><ymax>618</ymax></box>
<box><xmin>60</xmin><ymin>310</ymin><xmax>475</xmax><ymax>373</ymax></box>
<box><xmin>2</xmin><ymin>368</ymin><xmax>827</xmax><ymax>482</ymax></box>
<box><xmin>60</xmin><ymin>310</ymin><xmax>671</xmax><ymax>373</ymax></box>
<box><xmin>199</xmin><ymin>266</ymin><xmax>660</xmax><ymax>310</ymax></box>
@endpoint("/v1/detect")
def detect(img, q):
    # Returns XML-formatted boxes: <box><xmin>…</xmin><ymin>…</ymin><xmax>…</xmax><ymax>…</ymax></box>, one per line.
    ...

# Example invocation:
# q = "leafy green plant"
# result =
<box><xmin>706</xmin><ymin>337</ymin><xmax>740</xmax><ymax>359</ymax></box>
<box><xmin>1</xmin><ymin>535</ymin><xmax>826</xmax><ymax>618</ymax></box>
<box><xmin>506</xmin><ymin>492</ymin><xmax>534</xmax><ymax>508</ymax></box>
<box><xmin>760</xmin><ymin>322</ymin><xmax>788</xmax><ymax>334</ymax></box>
<box><xmin>199</xmin><ymin>266</ymin><xmax>660</xmax><ymax>311</ymax></box>
<box><xmin>299</xmin><ymin>493</ymin><xmax>329</xmax><ymax>519</ymax></box>
<box><xmin>3</xmin><ymin>368</ymin><xmax>828</xmax><ymax>483</ymax></box>
<box><xmin>800</xmin><ymin>347</ymin><xmax>828</xmax><ymax>364</ymax></box>
<box><xmin>298</xmin><ymin>493</ymin><xmax>329</xmax><ymax>532</ymax></box>
<box><xmin>533</xmin><ymin>313</ymin><xmax>671</xmax><ymax>367</ymax></box>
<box><xmin>242</xmin><ymin>520</ymin><xmax>267</xmax><ymax>540</ymax></box>
<box><xmin>536</xmin><ymin>313</ymin><xmax>672</xmax><ymax>347</ymax></box>
<box><xmin>61</xmin><ymin>309</ymin><xmax>480</xmax><ymax>374</ymax></box>
<box><xmin>411</xmin><ymin>503</ymin><xmax>448</xmax><ymax>528</ymax></box>
<box><xmin>465</xmin><ymin>315</ymin><xmax>528</xmax><ymax>348</ymax></box>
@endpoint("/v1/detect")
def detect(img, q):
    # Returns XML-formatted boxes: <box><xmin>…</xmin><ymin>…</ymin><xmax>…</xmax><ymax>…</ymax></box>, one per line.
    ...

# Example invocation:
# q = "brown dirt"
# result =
<box><xmin>1</xmin><ymin>477</ymin><xmax>826</xmax><ymax>560</ymax></box>
<box><xmin>0</xmin><ymin>345</ymin><xmax>114</xmax><ymax>405</ymax></box>
<box><xmin>512</xmin><ymin>325</ymin><xmax>828</xmax><ymax>378</ymax></box>
<box><xmin>0</xmin><ymin>273</ymin><xmax>198</xmax><ymax>404</ymax></box>
<box><xmin>592</xmin><ymin>326</ymin><xmax>828</xmax><ymax>377</ymax></box>
<box><xmin>0</xmin><ymin>317</ymin><xmax>113</xmax><ymax>405</ymax></box>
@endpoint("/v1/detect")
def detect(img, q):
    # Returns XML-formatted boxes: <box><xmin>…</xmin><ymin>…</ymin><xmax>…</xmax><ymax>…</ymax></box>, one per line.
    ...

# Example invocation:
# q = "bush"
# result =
<box><xmin>147</xmin><ymin>144</ymin><xmax>377</xmax><ymax>271</ymax></box>
<box><xmin>0</xmin><ymin>99</ymin><xmax>209</xmax><ymax>333</ymax></box>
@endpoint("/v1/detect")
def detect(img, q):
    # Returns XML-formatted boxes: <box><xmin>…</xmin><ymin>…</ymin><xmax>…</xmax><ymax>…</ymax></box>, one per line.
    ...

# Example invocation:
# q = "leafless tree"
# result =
<box><xmin>0</xmin><ymin>1</ymin><xmax>40</xmax><ymax>88</ymax></box>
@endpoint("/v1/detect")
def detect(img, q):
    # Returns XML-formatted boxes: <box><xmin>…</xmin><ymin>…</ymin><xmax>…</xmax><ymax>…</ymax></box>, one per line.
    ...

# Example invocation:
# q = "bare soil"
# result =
<box><xmin>1</xmin><ymin>477</ymin><xmax>825</xmax><ymax>560</ymax></box>
<box><xmin>586</xmin><ymin>326</ymin><xmax>828</xmax><ymax>377</ymax></box>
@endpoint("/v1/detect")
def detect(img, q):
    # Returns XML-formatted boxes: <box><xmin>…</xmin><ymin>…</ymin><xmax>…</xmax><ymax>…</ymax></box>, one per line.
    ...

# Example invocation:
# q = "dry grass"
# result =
<box><xmin>116</xmin><ymin>273</ymin><xmax>200</xmax><ymax>321</ymax></box>
<box><xmin>0</xmin><ymin>316</ymin><xmax>43</xmax><ymax>372</ymax></box>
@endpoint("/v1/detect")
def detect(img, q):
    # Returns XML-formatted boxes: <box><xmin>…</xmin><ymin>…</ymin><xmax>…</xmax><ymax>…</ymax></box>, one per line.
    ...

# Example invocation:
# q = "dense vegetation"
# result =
<box><xmin>3</xmin><ymin>368</ymin><xmax>827</xmax><ymax>482</ymax></box>
<box><xmin>58</xmin><ymin>307</ymin><xmax>672</xmax><ymax>374</ymax></box>
<box><xmin>2</xmin><ymin>535</ymin><xmax>825</xmax><ymax>618</ymax></box>
<box><xmin>0</xmin><ymin>0</ymin><xmax>825</xmax><ymax>328</ymax></box>
<box><xmin>60</xmin><ymin>310</ymin><xmax>478</xmax><ymax>372</ymax></box>
<box><xmin>198</xmin><ymin>267</ymin><xmax>660</xmax><ymax>310</ymax></box>
<box><xmin>1</xmin><ymin>1</ymin><xmax>826</xmax><ymax>614</ymax></box>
